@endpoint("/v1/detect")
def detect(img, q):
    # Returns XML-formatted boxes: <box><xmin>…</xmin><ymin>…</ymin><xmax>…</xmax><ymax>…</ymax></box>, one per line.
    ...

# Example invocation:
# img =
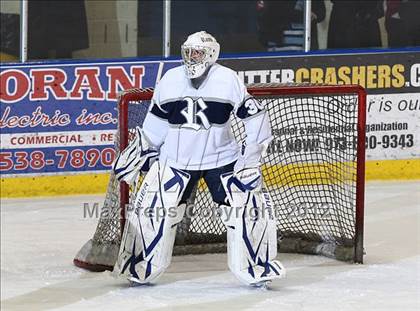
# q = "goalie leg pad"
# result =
<box><xmin>113</xmin><ymin>161</ymin><xmax>190</xmax><ymax>283</ymax></box>
<box><xmin>220</xmin><ymin>168</ymin><xmax>286</xmax><ymax>286</ymax></box>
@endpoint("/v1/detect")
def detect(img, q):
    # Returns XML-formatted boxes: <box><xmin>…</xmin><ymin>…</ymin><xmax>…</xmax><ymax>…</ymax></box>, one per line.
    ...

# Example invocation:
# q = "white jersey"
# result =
<box><xmin>142</xmin><ymin>63</ymin><xmax>272</xmax><ymax>171</ymax></box>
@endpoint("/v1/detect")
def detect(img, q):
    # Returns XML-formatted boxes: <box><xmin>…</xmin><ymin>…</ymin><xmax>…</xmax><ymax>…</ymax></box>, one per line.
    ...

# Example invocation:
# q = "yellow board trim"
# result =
<box><xmin>261</xmin><ymin>161</ymin><xmax>357</xmax><ymax>187</ymax></box>
<box><xmin>365</xmin><ymin>158</ymin><xmax>420</xmax><ymax>181</ymax></box>
<box><xmin>1</xmin><ymin>173</ymin><xmax>110</xmax><ymax>198</ymax></box>
<box><xmin>1</xmin><ymin>159</ymin><xmax>419</xmax><ymax>198</ymax></box>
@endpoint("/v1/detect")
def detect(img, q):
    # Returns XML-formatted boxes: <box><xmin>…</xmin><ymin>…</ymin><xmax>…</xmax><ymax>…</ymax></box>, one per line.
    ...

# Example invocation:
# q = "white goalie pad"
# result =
<box><xmin>113</xmin><ymin>126</ymin><xmax>159</xmax><ymax>185</ymax></box>
<box><xmin>220</xmin><ymin>168</ymin><xmax>285</xmax><ymax>286</ymax></box>
<box><xmin>113</xmin><ymin>161</ymin><xmax>190</xmax><ymax>283</ymax></box>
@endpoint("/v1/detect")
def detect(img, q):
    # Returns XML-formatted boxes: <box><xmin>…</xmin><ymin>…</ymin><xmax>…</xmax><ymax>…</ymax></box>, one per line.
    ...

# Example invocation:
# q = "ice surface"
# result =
<box><xmin>1</xmin><ymin>181</ymin><xmax>420</xmax><ymax>311</ymax></box>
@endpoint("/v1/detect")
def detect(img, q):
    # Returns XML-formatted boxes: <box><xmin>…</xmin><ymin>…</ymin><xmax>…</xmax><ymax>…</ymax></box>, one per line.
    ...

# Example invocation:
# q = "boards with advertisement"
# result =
<box><xmin>1</xmin><ymin>51</ymin><xmax>419</xmax><ymax>196</ymax></box>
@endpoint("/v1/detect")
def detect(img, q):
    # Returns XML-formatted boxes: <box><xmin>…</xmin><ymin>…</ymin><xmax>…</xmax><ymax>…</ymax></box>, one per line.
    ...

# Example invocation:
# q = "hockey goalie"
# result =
<box><xmin>112</xmin><ymin>31</ymin><xmax>285</xmax><ymax>287</ymax></box>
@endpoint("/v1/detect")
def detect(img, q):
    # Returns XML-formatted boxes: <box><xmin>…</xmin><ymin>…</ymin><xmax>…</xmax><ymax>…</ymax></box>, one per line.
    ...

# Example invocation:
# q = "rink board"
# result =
<box><xmin>1</xmin><ymin>158</ymin><xmax>419</xmax><ymax>198</ymax></box>
<box><xmin>1</xmin><ymin>50</ymin><xmax>419</xmax><ymax>197</ymax></box>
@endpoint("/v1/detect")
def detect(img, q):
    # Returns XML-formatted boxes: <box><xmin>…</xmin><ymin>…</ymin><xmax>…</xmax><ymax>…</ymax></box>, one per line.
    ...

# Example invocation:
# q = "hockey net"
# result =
<box><xmin>74</xmin><ymin>83</ymin><xmax>366</xmax><ymax>272</ymax></box>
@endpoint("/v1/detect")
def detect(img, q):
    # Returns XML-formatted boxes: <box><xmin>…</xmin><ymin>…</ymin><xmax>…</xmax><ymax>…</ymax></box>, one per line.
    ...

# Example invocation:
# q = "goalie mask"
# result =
<box><xmin>181</xmin><ymin>31</ymin><xmax>220</xmax><ymax>79</ymax></box>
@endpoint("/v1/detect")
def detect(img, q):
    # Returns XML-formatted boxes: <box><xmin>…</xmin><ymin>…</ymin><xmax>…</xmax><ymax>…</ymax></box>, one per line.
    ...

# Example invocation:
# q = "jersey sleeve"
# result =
<box><xmin>232</xmin><ymin>74</ymin><xmax>273</xmax><ymax>171</ymax></box>
<box><xmin>142</xmin><ymin>82</ymin><xmax>169</xmax><ymax>149</ymax></box>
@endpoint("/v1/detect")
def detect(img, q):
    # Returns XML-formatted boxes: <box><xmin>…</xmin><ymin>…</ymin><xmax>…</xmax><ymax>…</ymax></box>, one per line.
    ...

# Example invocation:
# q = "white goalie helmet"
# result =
<box><xmin>181</xmin><ymin>31</ymin><xmax>220</xmax><ymax>79</ymax></box>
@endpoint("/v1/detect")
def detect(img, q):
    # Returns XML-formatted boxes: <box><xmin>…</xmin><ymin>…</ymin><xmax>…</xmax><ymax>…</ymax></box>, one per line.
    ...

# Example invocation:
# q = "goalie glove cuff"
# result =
<box><xmin>234</xmin><ymin>142</ymin><xmax>265</xmax><ymax>173</ymax></box>
<box><xmin>113</xmin><ymin>126</ymin><xmax>159</xmax><ymax>184</ymax></box>
<box><xmin>233</xmin><ymin>135</ymin><xmax>273</xmax><ymax>173</ymax></box>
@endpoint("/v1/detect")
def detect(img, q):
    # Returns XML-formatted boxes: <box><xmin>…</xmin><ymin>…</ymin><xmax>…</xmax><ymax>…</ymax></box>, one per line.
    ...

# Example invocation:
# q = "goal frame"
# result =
<box><xmin>117</xmin><ymin>84</ymin><xmax>366</xmax><ymax>264</ymax></box>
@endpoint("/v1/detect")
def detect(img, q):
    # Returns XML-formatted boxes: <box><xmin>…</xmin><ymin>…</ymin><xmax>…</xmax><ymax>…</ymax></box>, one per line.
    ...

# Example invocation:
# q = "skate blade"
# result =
<box><xmin>251</xmin><ymin>280</ymin><xmax>272</xmax><ymax>289</ymax></box>
<box><xmin>127</xmin><ymin>276</ymin><xmax>149</xmax><ymax>286</ymax></box>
